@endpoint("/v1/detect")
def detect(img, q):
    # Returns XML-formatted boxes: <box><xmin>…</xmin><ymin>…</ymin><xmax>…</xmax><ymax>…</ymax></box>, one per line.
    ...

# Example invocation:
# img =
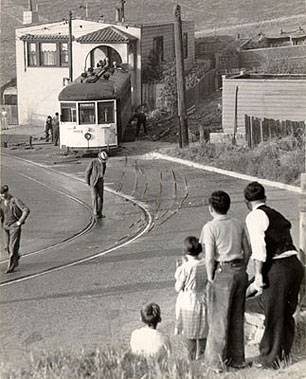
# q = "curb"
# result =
<box><xmin>147</xmin><ymin>152</ymin><xmax>302</xmax><ymax>194</ymax></box>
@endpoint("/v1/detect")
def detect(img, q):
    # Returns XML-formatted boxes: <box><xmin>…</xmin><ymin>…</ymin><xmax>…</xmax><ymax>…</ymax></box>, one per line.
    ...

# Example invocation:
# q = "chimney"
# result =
<box><xmin>115</xmin><ymin>8</ymin><xmax>121</xmax><ymax>22</ymax></box>
<box><xmin>23</xmin><ymin>0</ymin><xmax>39</xmax><ymax>25</ymax></box>
<box><xmin>115</xmin><ymin>0</ymin><xmax>125</xmax><ymax>23</ymax></box>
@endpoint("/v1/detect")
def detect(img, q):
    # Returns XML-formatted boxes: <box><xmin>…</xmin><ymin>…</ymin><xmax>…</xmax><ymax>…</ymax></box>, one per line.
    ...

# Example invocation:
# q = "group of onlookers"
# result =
<box><xmin>44</xmin><ymin>113</ymin><xmax>60</xmax><ymax>146</ymax></box>
<box><xmin>130</xmin><ymin>182</ymin><xmax>304</xmax><ymax>372</ymax></box>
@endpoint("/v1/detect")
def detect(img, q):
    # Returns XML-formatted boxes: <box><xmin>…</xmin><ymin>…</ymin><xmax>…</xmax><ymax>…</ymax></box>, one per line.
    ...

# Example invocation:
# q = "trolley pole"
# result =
<box><xmin>300</xmin><ymin>129</ymin><xmax>306</xmax><ymax>306</ymax></box>
<box><xmin>68</xmin><ymin>11</ymin><xmax>73</xmax><ymax>82</ymax></box>
<box><xmin>174</xmin><ymin>4</ymin><xmax>189</xmax><ymax>148</ymax></box>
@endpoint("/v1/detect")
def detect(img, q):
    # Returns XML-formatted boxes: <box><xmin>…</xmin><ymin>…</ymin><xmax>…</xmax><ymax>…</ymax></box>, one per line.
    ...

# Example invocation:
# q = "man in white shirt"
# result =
<box><xmin>244</xmin><ymin>182</ymin><xmax>304</xmax><ymax>368</ymax></box>
<box><xmin>200</xmin><ymin>191</ymin><xmax>250</xmax><ymax>371</ymax></box>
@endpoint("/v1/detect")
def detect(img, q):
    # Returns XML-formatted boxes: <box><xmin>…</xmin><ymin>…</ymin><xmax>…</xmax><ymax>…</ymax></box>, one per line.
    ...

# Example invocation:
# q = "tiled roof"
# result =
<box><xmin>76</xmin><ymin>26</ymin><xmax>136</xmax><ymax>44</ymax></box>
<box><xmin>20</xmin><ymin>34</ymin><xmax>69</xmax><ymax>41</ymax></box>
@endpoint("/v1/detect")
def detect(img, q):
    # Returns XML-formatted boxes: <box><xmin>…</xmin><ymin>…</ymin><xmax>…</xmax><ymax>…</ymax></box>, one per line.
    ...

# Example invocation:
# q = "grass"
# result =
<box><xmin>161</xmin><ymin>136</ymin><xmax>305</xmax><ymax>186</ymax></box>
<box><xmin>1</xmin><ymin>312</ymin><xmax>305</xmax><ymax>379</ymax></box>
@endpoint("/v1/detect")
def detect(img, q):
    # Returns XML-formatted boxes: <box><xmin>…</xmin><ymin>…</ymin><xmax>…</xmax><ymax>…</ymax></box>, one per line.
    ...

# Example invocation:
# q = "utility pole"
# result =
<box><xmin>121</xmin><ymin>0</ymin><xmax>126</xmax><ymax>22</ymax></box>
<box><xmin>300</xmin><ymin>131</ymin><xmax>306</xmax><ymax>305</ymax></box>
<box><xmin>80</xmin><ymin>3</ymin><xmax>89</xmax><ymax>18</ymax></box>
<box><xmin>174</xmin><ymin>4</ymin><xmax>189</xmax><ymax>148</ymax></box>
<box><xmin>68</xmin><ymin>11</ymin><xmax>73</xmax><ymax>82</ymax></box>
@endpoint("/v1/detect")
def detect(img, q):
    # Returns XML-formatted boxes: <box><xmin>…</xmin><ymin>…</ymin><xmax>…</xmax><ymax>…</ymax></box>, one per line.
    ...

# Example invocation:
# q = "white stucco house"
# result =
<box><xmin>16</xmin><ymin>18</ymin><xmax>194</xmax><ymax>126</ymax></box>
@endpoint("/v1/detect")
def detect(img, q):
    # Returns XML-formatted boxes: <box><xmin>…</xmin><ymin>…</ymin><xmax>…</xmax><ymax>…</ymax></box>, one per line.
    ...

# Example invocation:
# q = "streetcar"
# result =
<box><xmin>58</xmin><ymin>67</ymin><xmax>132</xmax><ymax>152</ymax></box>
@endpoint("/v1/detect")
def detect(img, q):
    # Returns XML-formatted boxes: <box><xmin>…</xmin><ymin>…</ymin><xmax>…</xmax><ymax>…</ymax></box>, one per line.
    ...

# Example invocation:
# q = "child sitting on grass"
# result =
<box><xmin>174</xmin><ymin>236</ymin><xmax>208</xmax><ymax>360</ymax></box>
<box><xmin>130</xmin><ymin>303</ymin><xmax>171</xmax><ymax>359</ymax></box>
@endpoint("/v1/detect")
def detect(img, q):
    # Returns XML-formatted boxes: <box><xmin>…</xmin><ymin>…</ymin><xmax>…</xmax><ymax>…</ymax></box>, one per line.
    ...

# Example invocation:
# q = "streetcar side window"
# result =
<box><xmin>98</xmin><ymin>101</ymin><xmax>114</xmax><ymax>124</ymax></box>
<box><xmin>79</xmin><ymin>102</ymin><xmax>96</xmax><ymax>124</ymax></box>
<box><xmin>60</xmin><ymin>103</ymin><xmax>76</xmax><ymax>122</ymax></box>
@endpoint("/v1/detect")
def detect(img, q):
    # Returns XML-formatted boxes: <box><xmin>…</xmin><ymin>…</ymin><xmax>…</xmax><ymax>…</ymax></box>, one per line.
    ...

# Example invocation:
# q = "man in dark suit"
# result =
<box><xmin>85</xmin><ymin>151</ymin><xmax>108</xmax><ymax>219</ymax></box>
<box><xmin>0</xmin><ymin>185</ymin><xmax>30</xmax><ymax>273</ymax></box>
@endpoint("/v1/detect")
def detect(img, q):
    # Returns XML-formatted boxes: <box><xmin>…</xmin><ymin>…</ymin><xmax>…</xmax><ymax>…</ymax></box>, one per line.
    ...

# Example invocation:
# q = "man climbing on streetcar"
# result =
<box><xmin>0</xmin><ymin>185</ymin><xmax>30</xmax><ymax>273</ymax></box>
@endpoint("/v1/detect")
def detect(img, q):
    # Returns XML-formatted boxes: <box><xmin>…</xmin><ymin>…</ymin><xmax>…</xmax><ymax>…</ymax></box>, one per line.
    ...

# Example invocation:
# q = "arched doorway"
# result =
<box><xmin>86</xmin><ymin>46</ymin><xmax>123</xmax><ymax>69</ymax></box>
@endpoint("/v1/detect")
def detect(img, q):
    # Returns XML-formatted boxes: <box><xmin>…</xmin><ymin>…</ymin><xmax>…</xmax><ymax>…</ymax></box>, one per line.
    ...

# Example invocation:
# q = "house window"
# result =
<box><xmin>98</xmin><ymin>101</ymin><xmax>114</xmax><ymax>124</ymax></box>
<box><xmin>40</xmin><ymin>43</ymin><xmax>57</xmax><ymax>66</ymax></box>
<box><xmin>78</xmin><ymin>102</ymin><xmax>96</xmax><ymax>124</ymax></box>
<box><xmin>28</xmin><ymin>42</ymin><xmax>38</xmax><ymax>66</ymax></box>
<box><xmin>183</xmin><ymin>32</ymin><xmax>188</xmax><ymax>59</ymax></box>
<box><xmin>60</xmin><ymin>43</ymin><xmax>69</xmax><ymax>66</ymax></box>
<box><xmin>60</xmin><ymin>103</ymin><xmax>76</xmax><ymax>122</ymax></box>
<box><xmin>153</xmin><ymin>36</ymin><xmax>164</xmax><ymax>62</ymax></box>
<box><xmin>26</xmin><ymin>41</ymin><xmax>69</xmax><ymax>67</ymax></box>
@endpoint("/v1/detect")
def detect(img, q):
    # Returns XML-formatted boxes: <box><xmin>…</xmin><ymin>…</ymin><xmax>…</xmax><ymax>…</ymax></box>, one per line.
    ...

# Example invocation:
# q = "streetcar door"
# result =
<box><xmin>60</xmin><ymin>102</ymin><xmax>76</xmax><ymax>147</ymax></box>
<box><xmin>97</xmin><ymin>100</ymin><xmax>117</xmax><ymax>147</ymax></box>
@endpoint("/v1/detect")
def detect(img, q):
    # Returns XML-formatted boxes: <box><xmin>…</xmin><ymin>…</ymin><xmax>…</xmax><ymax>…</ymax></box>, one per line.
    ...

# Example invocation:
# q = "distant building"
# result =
<box><xmin>243</xmin><ymin>28</ymin><xmax>306</xmax><ymax>50</ymax></box>
<box><xmin>195</xmin><ymin>35</ymin><xmax>249</xmax><ymax>76</ymax></box>
<box><xmin>16</xmin><ymin>18</ymin><xmax>194</xmax><ymax>125</ymax></box>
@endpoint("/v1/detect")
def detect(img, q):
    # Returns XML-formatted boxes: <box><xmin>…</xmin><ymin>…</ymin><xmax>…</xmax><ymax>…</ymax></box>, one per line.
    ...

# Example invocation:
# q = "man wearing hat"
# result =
<box><xmin>0</xmin><ymin>185</ymin><xmax>30</xmax><ymax>273</ymax></box>
<box><xmin>85</xmin><ymin>151</ymin><xmax>108</xmax><ymax>219</ymax></box>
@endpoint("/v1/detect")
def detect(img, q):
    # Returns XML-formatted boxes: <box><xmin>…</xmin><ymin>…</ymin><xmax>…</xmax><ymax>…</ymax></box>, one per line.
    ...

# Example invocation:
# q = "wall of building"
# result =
<box><xmin>222</xmin><ymin>76</ymin><xmax>306</xmax><ymax>135</ymax></box>
<box><xmin>141</xmin><ymin>21</ymin><xmax>195</xmax><ymax>71</ymax></box>
<box><xmin>16</xmin><ymin>38</ymin><xmax>69</xmax><ymax>125</ymax></box>
<box><xmin>240</xmin><ymin>45</ymin><xmax>306</xmax><ymax>71</ymax></box>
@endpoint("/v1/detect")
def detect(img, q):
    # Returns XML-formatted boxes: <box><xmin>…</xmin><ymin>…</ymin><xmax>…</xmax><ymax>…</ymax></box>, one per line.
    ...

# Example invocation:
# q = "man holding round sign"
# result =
<box><xmin>85</xmin><ymin>151</ymin><xmax>108</xmax><ymax>219</ymax></box>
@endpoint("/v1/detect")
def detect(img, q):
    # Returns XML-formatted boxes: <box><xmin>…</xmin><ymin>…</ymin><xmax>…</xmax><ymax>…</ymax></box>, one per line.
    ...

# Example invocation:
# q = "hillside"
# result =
<box><xmin>1</xmin><ymin>0</ymin><xmax>306</xmax><ymax>89</ymax></box>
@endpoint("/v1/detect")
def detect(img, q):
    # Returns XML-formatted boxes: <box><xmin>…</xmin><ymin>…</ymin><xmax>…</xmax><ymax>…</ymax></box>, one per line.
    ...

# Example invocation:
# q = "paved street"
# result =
<box><xmin>0</xmin><ymin>143</ymin><xmax>300</xmax><ymax>368</ymax></box>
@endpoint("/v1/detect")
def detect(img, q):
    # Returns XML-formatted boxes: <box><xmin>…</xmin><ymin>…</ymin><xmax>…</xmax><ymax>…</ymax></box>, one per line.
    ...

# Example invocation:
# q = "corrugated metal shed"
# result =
<box><xmin>76</xmin><ymin>26</ymin><xmax>136</xmax><ymax>44</ymax></box>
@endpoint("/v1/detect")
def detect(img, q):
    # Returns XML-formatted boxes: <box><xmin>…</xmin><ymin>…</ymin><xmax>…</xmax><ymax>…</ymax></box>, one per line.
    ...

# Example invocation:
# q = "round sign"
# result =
<box><xmin>84</xmin><ymin>132</ymin><xmax>92</xmax><ymax>140</ymax></box>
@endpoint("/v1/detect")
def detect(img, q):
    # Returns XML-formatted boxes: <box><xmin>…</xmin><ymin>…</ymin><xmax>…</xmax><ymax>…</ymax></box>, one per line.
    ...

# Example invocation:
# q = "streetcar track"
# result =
<box><xmin>0</xmin><ymin>154</ymin><xmax>153</xmax><ymax>287</ymax></box>
<box><xmin>0</xmin><ymin>174</ymin><xmax>96</xmax><ymax>265</ymax></box>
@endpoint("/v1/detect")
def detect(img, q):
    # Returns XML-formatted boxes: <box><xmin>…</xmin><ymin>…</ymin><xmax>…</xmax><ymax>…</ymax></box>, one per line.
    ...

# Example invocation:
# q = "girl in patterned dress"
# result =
<box><xmin>175</xmin><ymin>236</ymin><xmax>208</xmax><ymax>360</ymax></box>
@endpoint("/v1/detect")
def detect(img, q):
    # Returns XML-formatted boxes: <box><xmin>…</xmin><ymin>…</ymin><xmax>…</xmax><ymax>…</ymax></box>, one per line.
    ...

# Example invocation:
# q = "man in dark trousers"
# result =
<box><xmin>0</xmin><ymin>185</ymin><xmax>30</xmax><ymax>273</ymax></box>
<box><xmin>244</xmin><ymin>182</ymin><xmax>304</xmax><ymax>369</ymax></box>
<box><xmin>85</xmin><ymin>151</ymin><xmax>108</xmax><ymax>219</ymax></box>
<box><xmin>131</xmin><ymin>105</ymin><xmax>147</xmax><ymax>138</ymax></box>
<box><xmin>53</xmin><ymin>112</ymin><xmax>60</xmax><ymax>146</ymax></box>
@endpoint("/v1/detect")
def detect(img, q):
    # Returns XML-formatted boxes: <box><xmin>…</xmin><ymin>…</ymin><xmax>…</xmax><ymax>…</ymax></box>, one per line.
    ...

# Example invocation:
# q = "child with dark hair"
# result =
<box><xmin>200</xmin><ymin>191</ymin><xmax>250</xmax><ymax>371</ymax></box>
<box><xmin>175</xmin><ymin>236</ymin><xmax>208</xmax><ymax>360</ymax></box>
<box><xmin>130</xmin><ymin>303</ymin><xmax>171</xmax><ymax>359</ymax></box>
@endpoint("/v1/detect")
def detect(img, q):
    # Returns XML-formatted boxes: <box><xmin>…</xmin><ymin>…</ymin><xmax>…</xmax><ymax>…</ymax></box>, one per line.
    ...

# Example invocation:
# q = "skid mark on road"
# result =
<box><xmin>0</xmin><ymin>154</ymin><xmax>153</xmax><ymax>288</ymax></box>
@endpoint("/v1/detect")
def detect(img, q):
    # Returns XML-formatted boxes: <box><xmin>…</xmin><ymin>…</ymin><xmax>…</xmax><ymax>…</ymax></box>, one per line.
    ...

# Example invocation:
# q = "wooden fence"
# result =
<box><xmin>142</xmin><ymin>83</ymin><xmax>165</xmax><ymax>111</ymax></box>
<box><xmin>245</xmin><ymin>115</ymin><xmax>305</xmax><ymax>148</ymax></box>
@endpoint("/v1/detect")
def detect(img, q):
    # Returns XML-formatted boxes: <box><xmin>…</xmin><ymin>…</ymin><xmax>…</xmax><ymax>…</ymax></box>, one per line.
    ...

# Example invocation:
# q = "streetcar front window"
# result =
<box><xmin>60</xmin><ymin>103</ymin><xmax>76</xmax><ymax>122</ymax></box>
<box><xmin>79</xmin><ymin>102</ymin><xmax>96</xmax><ymax>124</ymax></box>
<box><xmin>98</xmin><ymin>101</ymin><xmax>114</xmax><ymax>124</ymax></box>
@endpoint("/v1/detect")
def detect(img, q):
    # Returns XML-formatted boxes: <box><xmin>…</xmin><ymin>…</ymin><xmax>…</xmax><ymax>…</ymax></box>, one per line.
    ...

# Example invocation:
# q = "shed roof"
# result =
<box><xmin>58</xmin><ymin>69</ymin><xmax>130</xmax><ymax>101</ymax></box>
<box><xmin>76</xmin><ymin>26</ymin><xmax>136</xmax><ymax>44</ymax></box>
